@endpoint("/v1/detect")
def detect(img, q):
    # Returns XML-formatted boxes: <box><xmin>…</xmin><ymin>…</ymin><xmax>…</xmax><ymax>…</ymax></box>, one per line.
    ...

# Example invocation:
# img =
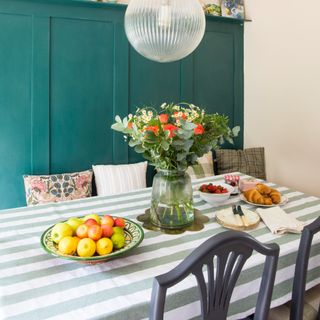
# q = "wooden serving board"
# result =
<box><xmin>216</xmin><ymin>207</ymin><xmax>260</xmax><ymax>231</ymax></box>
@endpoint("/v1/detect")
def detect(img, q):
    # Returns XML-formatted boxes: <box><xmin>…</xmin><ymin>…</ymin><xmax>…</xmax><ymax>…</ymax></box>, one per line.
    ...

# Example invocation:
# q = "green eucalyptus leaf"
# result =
<box><xmin>232</xmin><ymin>126</ymin><xmax>240</xmax><ymax>136</ymax></box>
<box><xmin>182</xmin><ymin>140</ymin><xmax>194</xmax><ymax>152</ymax></box>
<box><xmin>172</xmin><ymin>139</ymin><xmax>185</xmax><ymax>146</ymax></box>
<box><xmin>128</xmin><ymin>139</ymin><xmax>140</xmax><ymax>147</ymax></box>
<box><xmin>111</xmin><ymin>123</ymin><xmax>125</xmax><ymax>132</ymax></box>
<box><xmin>161</xmin><ymin>140</ymin><xmax>170</xmax><ymax>151</ymax></box>
<box><xmin>177</xmin><ymin>152</ymin><xmax>187</xmax><ymax>161</ymax></box>
<box><xmin>225</xmin><ymin>136</ymin><xmax>234</xmax><ymax>144</ymax></box>
<box><xmin>134</xmin><ymin>145</ymin><xmax>145</xmax><ymax>153</ymax></box>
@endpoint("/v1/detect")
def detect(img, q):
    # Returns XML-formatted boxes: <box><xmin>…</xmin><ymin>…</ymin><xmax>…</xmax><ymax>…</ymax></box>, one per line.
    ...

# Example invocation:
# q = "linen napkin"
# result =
<box><xmin>256</xmin><ymin>206</ymin><xmax>305</xmax><ymax>234</ymax></box>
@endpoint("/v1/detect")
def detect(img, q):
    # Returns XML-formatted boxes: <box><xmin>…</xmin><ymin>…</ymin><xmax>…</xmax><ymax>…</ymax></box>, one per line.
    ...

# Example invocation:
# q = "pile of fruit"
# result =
<box><xmin>51</xmin><ymin>214</ymin><xmax>126</xmax><ymax>258</ymax></box>
<box><xmin>199</xmin><ymin>183</ymin><xmax>228</xmax><ymax>194</ymax></box>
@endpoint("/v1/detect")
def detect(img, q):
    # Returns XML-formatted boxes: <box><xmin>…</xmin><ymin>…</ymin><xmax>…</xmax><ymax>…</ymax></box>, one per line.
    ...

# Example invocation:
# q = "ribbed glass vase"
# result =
<box><xmin>124</xmin><ymin>0</ymin><xmax>206</xmax><ymax>63</ymax></box>
<box><xmin>150</xmin><ymin>169</ymin><xmax>194</xmax><ymax>229</ymax></box>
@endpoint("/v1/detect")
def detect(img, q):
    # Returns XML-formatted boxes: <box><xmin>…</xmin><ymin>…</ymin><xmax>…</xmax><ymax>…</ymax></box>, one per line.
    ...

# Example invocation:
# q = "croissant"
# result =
<box><xmin>256</xmin><ymin>183</ymin><xmax>272</xmax><ymax>196</ymax></box>
<box><xmin>243</xmin><ymin>184</ymin><xmax>282</xmax><ymax>205</ymax></box>
<box><xmin>269</xmin><ymin>188</ymin><xmax>281</xmax><ymax>204</ymax></box>
<box><xmin>244</xmin><ymin>189</ymin><xmax>268</xmax><ymax>205</ymax></box>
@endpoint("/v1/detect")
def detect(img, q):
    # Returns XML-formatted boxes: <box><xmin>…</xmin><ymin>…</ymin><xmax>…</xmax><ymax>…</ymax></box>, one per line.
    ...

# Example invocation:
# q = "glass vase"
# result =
<box><xmin>150</xmin><ymin>169</ymin><xmax>194</xmax><ymax>229</ymax></box>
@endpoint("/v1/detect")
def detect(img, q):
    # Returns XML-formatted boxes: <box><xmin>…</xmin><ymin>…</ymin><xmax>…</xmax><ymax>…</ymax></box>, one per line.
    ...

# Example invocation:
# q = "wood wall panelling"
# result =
<box><xmin>0</xmin><ymin>1</ymin><xmax>244</xmax><ymax>209</ymax></box>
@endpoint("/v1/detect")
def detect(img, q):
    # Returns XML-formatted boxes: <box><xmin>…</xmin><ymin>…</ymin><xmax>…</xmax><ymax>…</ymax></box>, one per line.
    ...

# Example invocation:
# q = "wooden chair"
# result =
<box><xmin>150</xmin><ymin>230</ymin><xmax>280</xmax><ymax>320</ymax></box>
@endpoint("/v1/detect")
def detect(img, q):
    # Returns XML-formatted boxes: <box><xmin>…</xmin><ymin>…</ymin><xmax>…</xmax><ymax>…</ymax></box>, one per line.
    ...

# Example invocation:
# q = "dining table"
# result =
<box><xmin>0</xmin><ymin>172</ymin><xmax>319</xmax><ymax>320</ymax></box>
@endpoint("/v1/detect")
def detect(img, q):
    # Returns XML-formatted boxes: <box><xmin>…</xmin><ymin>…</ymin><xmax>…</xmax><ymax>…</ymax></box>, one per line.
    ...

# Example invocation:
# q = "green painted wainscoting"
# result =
<box><xmin>0</xmin><ymin>0</ymin><xmax>244</xmax><ymax>209</ymax></box>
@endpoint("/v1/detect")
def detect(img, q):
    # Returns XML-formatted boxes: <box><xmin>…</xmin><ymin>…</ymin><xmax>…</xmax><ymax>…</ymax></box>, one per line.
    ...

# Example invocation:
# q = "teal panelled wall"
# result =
<box><xmin>0</xmin><ymin>0</ymin><xmax>244</xmax><ymax>209</ymax></box>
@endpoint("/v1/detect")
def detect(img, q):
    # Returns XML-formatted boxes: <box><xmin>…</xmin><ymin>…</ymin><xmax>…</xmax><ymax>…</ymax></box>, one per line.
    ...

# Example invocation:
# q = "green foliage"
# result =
<box><xmin>111</xmin><ymin>103</ymin><xmax>240</xmax><ymax>170</ymax></box>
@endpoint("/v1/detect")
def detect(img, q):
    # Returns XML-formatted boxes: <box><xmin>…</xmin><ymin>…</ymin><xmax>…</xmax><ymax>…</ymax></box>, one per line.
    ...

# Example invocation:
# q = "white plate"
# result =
<box><xmin>239</xmin><ymin>193</ymin><xmax>288</xmax><ymax>207</ymax></box>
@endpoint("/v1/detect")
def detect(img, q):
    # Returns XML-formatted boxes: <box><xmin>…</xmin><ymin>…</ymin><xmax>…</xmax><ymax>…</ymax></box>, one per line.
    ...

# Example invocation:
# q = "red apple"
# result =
<box><xmin>76</xmin><ymin>224</ymin><xmax>89</xmax><ymax>239</ymax></box>
<box><xmin>85</xmin><ymin>218</ymin><xmax>99</xmax><ymax>226</ymax></box>
<box><xmin>101</xmin><ymin>225</ymin><xmax>114</xmax><ymax>238</ymax></box>
<box><xmin>88</xmin><ymin>225</ymin><xmax>102</xmax><ymax>241</ymax></box>
<box><xmin>100</xmin><ymin>215</ymin><xmax>114</xmax><ymax>227</ymax></box>
<box><xmin>114</xmin><ymin>217</ymin><xmax>125</xmax><ymax>228</ymax></box>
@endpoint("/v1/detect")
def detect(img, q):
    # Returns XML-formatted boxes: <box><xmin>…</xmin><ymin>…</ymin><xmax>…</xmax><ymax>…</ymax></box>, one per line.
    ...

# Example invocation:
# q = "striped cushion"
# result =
<box><xmin>92</xmin><ymin>162</ymin><xmax>148</xmax><ymax>196</ymax></box>
<box><xmin>186</xmin><ymin>151</ymin><xmax>214</xmax><ymax>180</ymax></box>
<box><xmin>268</xmin><ymin>284</ymin><xmax>320</xmax><ymax>320</ymax></box>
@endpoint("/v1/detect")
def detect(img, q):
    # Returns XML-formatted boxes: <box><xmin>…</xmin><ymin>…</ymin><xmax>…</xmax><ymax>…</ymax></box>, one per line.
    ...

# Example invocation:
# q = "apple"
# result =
<box><xmin>51</xmin><ymin>222</ymin><xmax>73</xmax><ymax>244</ymax></box>
<box><xmin>100</xmin><ymin>215</ymin><xmax>114</xmax><ymax>227</ymax></box>
<box><xmin>101</xmin><ymin>225</ymin><xmax>114</xmax><ymax>238</ymax></box>
<box><xmin>96</xmin><ymin>238</ymin><xmax>113</xmax><ymax>255</ymax></box>
<box><xmin>83</xmin><ymin>214</ymin><xmax>101</xmax><ymax>224</ymax></box>
<box><xmin>76</xmin><ymin>224</ymin><xmax>89</xmax><ymax>239</ymax></box>
<box><xmin>111</xmin><ymin>233</ymin><xmax>125</xmax><ymax>249</ymax></box>
<box><xmin>66</xmin><ymin>217</ymin><xmax>83</xmax><ymax>234</ymax></box>
<box><xmin>114</xmin><ymin>217</ymin><xmax>125</xmax><ymax>228</ymax></box>
<box><xmin>84</xmin><ymin>218</ymin><xmax>98</xmax><ymax>227</ymax></box>
<box><xmin>88</xmin><ymin>225</ymin><xmax>102</xmax><ymax>241</ymax></box>
<box><xmin>77</xmin><ymin>238</ymin><xmax>96</xmax><ymax>257</ymax></box>
<box><xmin>113</xmin><ymin>226</ymin><xmax>124</xmax><ymax>235</ymax></box>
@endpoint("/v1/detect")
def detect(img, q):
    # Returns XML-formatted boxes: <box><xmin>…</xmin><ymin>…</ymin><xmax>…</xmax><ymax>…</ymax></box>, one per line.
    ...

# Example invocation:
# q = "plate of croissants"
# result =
<box><xmin>240</xmin><ymin>183</ymin><xmax>288</xmax><ymax>207</ymax></box>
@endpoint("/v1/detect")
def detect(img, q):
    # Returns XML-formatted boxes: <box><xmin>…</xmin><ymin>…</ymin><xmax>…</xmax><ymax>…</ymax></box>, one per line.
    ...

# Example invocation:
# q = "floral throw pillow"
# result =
<box><xmin>23</xmin><ymin>170</ymin><xmax>93</xmax><ymax>206</ymax></box>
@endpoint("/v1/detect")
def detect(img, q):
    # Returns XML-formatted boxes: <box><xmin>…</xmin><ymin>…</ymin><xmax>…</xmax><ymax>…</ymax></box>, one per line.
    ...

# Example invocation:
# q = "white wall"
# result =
<box><xmin>244</xmin><ymin>0</ymin><xmax>320</xmax><ymax>197</ymax></box>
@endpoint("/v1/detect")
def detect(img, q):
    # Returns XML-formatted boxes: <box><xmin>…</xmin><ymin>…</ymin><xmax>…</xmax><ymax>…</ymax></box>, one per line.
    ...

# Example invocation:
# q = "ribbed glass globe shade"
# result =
<box><xmin>124</xmin><ymin>0</ymin><xmax>206</xmax><ymax>63</ymax></box>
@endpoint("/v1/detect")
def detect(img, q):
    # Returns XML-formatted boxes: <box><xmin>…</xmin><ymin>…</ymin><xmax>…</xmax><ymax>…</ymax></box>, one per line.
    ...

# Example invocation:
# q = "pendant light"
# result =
<box><xmin>124</xmin><ymin>0</ymin><xmax>206</xmax><ymax>63</ymax></box>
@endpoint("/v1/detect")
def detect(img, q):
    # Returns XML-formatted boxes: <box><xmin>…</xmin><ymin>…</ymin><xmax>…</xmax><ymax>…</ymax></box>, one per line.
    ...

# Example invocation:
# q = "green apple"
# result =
<box><xmin>66</xmin><ymin>217</ymin><xmax>83</xmax><ymax>234</ymax></box>
<box><xmin>111</xmin><ymin>233</ymin><xmax>125</xmax><ymax>249</ymax></box>
<box><xmin>83</xmin><ymin>214</ymin><xmax>101</xmax><ymax>224</ymax></box>
<box><xmin>113</xmin><ymin>226</ymin><xmax>124</xmax><ymax>235</ymax></box>
<box><xmin>51</xmin><ymin>222</ymin><xmax>73</xmax><ymax>244</ymax></box>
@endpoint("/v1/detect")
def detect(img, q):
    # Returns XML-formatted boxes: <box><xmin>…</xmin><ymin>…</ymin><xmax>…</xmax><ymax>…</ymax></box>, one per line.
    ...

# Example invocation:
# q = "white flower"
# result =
<box><xmin>160</xmin><ymin>103</ymin><xmax>167</xmax><ymax>109</ymax></box>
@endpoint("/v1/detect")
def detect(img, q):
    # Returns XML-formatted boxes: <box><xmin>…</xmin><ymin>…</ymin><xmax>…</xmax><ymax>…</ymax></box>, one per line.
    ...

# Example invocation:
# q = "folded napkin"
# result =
<box><xmin>257</xmin><ymin>206</ymin><xmax>305</xmax><ymax>234</ymax></box>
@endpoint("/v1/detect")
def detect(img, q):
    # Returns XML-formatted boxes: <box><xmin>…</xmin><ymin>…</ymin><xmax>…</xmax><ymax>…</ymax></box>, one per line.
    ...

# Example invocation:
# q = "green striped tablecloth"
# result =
<box><xmin>0</xmin><ymin>173</ymin><xmax>319</xmax><ymax>320</ymax></box>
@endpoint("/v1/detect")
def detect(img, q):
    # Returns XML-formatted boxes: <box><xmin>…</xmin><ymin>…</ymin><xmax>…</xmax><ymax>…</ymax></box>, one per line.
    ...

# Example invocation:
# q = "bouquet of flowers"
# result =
<box><xmin>111</xmin><ymin>103</ymin><xmax>239</xmax><ymax>171</ymax></box>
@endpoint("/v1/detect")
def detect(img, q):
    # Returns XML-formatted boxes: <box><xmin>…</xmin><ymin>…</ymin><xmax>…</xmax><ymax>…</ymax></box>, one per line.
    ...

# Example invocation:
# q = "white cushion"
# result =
<box><xmin>92</xmin><ymin>162</ymin><xmax>148</xmax><ymax>196</ymax></box>
<box><xmin>186</xmin><ymin>151</ymin><xmax>214</xmax><ymax>180</ymax></box>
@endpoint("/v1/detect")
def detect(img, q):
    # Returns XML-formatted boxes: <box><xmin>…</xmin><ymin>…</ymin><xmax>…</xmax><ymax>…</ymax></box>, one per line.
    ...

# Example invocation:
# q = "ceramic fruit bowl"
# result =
<box><xmin>41</xmin><ymin>217</ymin><xmax>144</xmax><ymax>264</ymax></box>
<box><xmin>198</xmin><ymin>183</ymin><xmax>234</xmax><ymax>205</ymax></box>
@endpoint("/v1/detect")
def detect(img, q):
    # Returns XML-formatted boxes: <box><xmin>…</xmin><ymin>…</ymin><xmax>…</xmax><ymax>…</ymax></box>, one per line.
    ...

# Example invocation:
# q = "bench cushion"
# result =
<box><xmin>23</xmin><ymin>170</ymin><xmax>93</xmax><ymax>206</ymax></box>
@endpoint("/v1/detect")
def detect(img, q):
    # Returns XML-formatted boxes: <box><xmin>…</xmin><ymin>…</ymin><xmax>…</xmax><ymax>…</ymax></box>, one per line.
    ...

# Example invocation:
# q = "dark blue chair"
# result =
<box><xmin>290</xmin><ymin>216</ymin><xmax>320</xmax><ymax>320</ymax></box>
<box><xmin>150</xmin><ymin>230</ymin><xmax>280</xmax><ymax>320</ymax></box>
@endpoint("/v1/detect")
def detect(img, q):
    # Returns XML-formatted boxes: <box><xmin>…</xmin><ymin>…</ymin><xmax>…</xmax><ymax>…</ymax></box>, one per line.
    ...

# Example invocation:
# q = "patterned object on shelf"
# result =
<box><xmin>221</xmin><ymin>0</ymin><xmax>245</xmax><ymax>19</ymax></box>
<box><xmin>23</xmin><ymin>170</ymin><xmax>93</xmax><ymax>206</ymax></box>
<box><xmin>201</xmin><ymin>0</ymin><xmax>222</xmax><ymax>16</ymax></box>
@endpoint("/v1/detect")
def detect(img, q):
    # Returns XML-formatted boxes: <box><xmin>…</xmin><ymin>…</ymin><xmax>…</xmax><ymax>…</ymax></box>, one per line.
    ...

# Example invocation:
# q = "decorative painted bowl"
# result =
<box><xmin>40</xmin><ymin>217</ymin><xmax>144</xmax><ymax>264</ymax></box>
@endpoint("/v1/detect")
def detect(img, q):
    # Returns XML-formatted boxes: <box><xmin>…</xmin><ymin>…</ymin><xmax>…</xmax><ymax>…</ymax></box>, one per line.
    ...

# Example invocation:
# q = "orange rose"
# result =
<box><xmin>194</xmin><ymin>124</ymin><xmax>204</xmax><ymax>135</ymax></box>
<box><xmin>162</xmin><ymin>124</ymin><xmax>179</xmax><ymax>138</ymax></box>
<box><xmin>127</xmin><ymin>122</ymin><xmax>133</xmax><ymax>129</ymax></box>
<box><xmin>144</xmin><ymin>125</ymin><xmax>159</xmax><ymax>135</ymax></box>
<box><xmin>158</xmin><ymin>114</ymin><xmax>169</xmax><ymax>124</ymax></box>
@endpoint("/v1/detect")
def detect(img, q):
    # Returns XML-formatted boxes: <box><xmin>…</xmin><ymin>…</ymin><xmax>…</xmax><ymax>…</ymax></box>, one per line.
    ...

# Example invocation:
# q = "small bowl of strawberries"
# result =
<box><xmin>198</xmin><ymin>183</ymin><xmax>234</xmax><ymax>205</ymax></box>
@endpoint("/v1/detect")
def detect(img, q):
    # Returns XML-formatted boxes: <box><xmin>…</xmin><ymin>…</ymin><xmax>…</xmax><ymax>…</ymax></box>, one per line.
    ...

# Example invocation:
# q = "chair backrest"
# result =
<box><xmin>290</xmin><ymin>216</ymin><xmax>320</xmax><ymax>320</ymax></box>
<box><xmin>150</xmin><ymin>230</ymin><xmax>280</xmax><ymax>320</ymax></box>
